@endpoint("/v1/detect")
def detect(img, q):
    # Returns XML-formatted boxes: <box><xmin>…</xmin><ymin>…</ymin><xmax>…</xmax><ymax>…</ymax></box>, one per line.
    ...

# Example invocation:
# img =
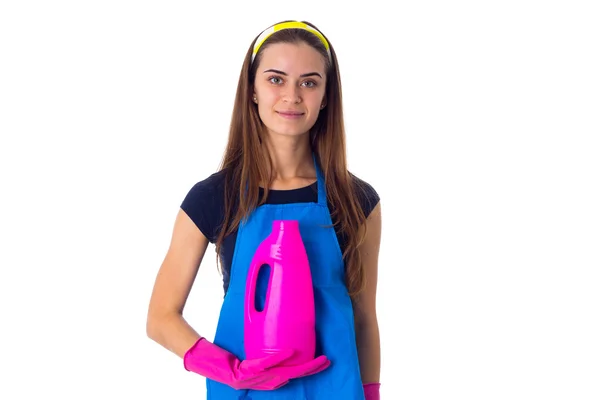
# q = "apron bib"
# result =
<box><xmin>207</xmin><ymin>156</ymin><xmax>364</xmax><ymax>400</ymax></box>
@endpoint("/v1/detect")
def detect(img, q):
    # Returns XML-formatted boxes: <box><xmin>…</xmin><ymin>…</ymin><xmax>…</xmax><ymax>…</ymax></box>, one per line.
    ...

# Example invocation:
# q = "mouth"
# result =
<box><xmin>276</xmin><ymin>111</ymin><xmax>305</xmax><ymax>119</ymax></box>
<box><xmin>277</xmin><ymin>111</ymin><xmax>304</xmax><ymax>116</ymax></box>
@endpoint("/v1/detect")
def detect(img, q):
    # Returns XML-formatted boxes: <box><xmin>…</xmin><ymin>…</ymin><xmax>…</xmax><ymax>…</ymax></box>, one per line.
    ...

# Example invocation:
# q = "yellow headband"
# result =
<box><xmin>251</xmin><ymin>21</ymin><xmax>331</xmax><ymax>63</ymax></box>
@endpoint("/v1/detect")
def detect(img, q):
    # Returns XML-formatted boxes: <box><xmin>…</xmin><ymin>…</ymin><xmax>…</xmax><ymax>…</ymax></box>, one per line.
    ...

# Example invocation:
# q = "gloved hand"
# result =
<box><xmin>183</xmin><ymin>337</ymin><xmax>331</xmax><ymax>390</ymax></box>
<box><xmin>363</xmin><ymin>382</ymin><xmax>381</xmax><ymax>400</ymax></box>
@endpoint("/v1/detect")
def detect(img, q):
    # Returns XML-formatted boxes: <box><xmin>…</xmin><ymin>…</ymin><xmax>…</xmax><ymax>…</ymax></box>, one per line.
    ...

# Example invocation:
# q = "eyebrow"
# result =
<box><xmin>263</xmin><ymin>69</ymin><xmax>322</xmax><ymax>79</ymax></box>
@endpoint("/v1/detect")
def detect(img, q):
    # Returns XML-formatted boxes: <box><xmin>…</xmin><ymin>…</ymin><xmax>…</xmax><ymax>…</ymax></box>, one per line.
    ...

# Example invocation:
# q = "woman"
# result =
<box><xmin>146</xmin><ymin>20</ymin><xmax>382</xmax><ymax>400</ymax></box>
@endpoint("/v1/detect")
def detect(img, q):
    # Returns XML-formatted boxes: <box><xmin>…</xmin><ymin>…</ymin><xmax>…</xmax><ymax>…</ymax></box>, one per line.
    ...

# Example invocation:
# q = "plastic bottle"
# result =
<box><xmin>244</xmin><ymin>219</ymin><xmax>316</xmax><ymax>366</ymax></box>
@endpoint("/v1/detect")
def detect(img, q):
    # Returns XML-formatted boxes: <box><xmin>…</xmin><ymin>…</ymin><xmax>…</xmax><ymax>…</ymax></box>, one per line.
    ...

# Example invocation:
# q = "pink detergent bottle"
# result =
<box><xmin>244</xmin><ymin>220</ymin><xmax>316</xmax><ymax>366</ymax></box>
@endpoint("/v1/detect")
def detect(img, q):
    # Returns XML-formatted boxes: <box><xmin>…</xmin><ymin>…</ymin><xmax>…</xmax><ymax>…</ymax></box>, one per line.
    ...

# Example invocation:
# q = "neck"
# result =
<box><xmin>263</xmin><ymin>133</ymin><xmax>315</xmax><ymax>181</ymax></box>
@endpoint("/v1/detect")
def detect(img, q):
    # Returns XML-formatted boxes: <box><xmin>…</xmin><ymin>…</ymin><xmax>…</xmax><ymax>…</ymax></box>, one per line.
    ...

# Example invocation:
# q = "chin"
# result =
<box><xmin>270</xmin><ymin>130</ymin><xmax>309</xmax><ymax>137</ymax></box>
<box><xmin>267</xmin><ymin>123</ymin><xmax>312</xmax><ymax>137</ymax></box>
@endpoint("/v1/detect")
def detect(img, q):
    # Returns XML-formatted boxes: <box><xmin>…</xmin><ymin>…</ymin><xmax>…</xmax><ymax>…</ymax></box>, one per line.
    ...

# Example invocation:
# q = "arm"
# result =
<box><xmin>146</xmin><ymin>208</ymin><xmax>209</xmax><ymax>358</ymax></box>
<box><xmin>353</xmin><ymin>201</ymin><xmax>382</xmax><ymax>385</ymax></box>
<box><xmin>146</xmin><ymin>208</ymin><xmax>332</xmax><ymax>390</ymax></box>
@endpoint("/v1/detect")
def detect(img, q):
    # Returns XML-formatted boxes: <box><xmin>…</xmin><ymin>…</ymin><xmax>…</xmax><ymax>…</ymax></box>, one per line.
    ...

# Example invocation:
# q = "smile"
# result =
<box><xmin>276</xmin><ymin>111</ymin><xmax>305</xmax><ymax>119</ymax></box>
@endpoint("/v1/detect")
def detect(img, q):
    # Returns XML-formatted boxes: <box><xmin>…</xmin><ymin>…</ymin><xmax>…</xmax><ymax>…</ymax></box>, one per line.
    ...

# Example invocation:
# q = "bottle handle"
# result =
<box><xmin>245</xmin><ymin>246</ymin><xmax>272</xmax><ymax>322</ymax></box>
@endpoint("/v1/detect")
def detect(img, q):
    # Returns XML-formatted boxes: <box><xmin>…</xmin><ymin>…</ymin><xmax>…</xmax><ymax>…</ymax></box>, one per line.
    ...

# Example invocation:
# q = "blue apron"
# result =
<box><xmin>206</xmin><ymin>156</ymin><xmax>365</xmax><ymax>399</ymax></box>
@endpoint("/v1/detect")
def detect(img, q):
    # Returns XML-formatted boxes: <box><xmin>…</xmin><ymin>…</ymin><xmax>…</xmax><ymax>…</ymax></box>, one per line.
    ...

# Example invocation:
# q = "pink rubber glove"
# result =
<box><xmin>363</xmin><ymin>382</ymin><xmax>381</xmax><ymax>400</ymax></box>
<box><xmin>183</xmin><ymin>337</ymin><xmax>331</xmax><ymax>390</ymax></box>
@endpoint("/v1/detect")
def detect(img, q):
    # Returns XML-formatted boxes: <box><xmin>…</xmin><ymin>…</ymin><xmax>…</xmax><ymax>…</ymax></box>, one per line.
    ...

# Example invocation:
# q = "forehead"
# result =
<box><xmin>257</xmin><ymin>42</ymin><xmax>327</xmax><ymax>75</ymax></box>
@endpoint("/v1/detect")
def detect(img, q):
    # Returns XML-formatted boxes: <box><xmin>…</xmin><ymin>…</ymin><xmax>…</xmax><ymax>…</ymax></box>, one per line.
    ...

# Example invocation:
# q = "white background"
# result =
<box><xmin>1</xmin><ymin>1</ymin><xmax>599</xmax><ymax>399</ymax></box>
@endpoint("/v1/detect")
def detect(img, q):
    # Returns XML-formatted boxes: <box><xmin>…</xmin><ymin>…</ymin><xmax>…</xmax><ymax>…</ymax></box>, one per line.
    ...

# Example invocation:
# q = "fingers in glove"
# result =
<box><xmin>250</xmin><ymin>375</ymin><xmax>290</xmax><ymax>391</ymax></box>
<box><xmin>240</xmin><ymin>349</ymin><xmax>296</xmax><ymax>374</ymax></box>
<box><xmin>270</xmin><ymin>355</ymin><xmax>331</xmax><ymax>380</ymax></box>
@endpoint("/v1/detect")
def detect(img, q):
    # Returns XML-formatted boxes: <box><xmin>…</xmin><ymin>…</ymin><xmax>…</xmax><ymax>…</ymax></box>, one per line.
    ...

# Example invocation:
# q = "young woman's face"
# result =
<box><xmin>253</xmin><ymin>42</ymin><xmax>327</xmax><ymax>139</ymax></box>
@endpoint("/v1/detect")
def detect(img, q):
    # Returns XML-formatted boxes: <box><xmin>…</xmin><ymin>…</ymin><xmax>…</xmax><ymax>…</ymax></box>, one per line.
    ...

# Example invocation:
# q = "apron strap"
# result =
<box><xmin>313</xmin><ymin>153</ymin><xmax>327</xmax><ymax>206</ymax></box>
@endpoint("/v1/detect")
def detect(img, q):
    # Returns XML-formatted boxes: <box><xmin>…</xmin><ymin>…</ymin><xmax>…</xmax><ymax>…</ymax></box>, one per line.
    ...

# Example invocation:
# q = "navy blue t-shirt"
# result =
<box><xmin>181</xmin><ymin>169</ymin><xmax>380</xmax><ymax>294</ymax></box>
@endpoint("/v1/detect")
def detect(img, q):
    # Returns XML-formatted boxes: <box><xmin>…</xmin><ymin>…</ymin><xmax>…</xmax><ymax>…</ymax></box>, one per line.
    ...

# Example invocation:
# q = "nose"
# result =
<box><xmin>282</xmin><ymin>85</ymin><xmax>301</xmax><ymax>104</ymax></box>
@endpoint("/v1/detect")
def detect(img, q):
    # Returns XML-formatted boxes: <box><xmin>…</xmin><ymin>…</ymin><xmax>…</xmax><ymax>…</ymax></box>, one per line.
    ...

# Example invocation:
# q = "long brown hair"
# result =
<box><xmin>214</xmin><ymin>21</ymin><xmax>368</xmax><ymax>298</ymax></box>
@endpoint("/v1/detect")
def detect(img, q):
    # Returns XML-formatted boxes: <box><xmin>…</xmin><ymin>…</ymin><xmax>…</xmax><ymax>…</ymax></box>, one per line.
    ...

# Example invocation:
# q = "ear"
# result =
<box><xmin>320</xmin><ymin>97</ymin><xmax>327</xmax><ymax>109</ymax></box>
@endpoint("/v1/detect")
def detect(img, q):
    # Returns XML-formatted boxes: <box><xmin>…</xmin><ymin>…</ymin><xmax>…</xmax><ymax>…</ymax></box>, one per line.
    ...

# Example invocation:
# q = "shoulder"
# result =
<box><xmin>184</xmin><ymin>169</ymin><xmax>228</xmax><ymax>198</ymax></box>
<box><xmin>349</xmin><ymin>172</ymin><xmax>380</xmax><ymax>218</ymax></box>
<box><xmin>180</xmin><ymin>170</ymin><xmax>228</xmax><ymax>242</ymax></box>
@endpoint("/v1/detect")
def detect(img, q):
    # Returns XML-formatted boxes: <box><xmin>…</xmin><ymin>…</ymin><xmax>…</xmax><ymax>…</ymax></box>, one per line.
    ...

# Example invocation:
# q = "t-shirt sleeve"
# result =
<box><xmin>180</xmin><ymin>172</ymin><xmax>225</xmax><ymax>243</ymax></box>
<box><xmin>351</xmin><ymin>173</ymin><xmax>380</xmax><ymax>218</ymax></box>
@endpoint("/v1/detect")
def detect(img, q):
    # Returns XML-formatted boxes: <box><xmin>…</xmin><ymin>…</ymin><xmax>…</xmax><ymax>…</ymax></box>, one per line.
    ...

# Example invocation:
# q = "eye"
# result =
<box><xmin>302</xmin><ymin>80</ymin><xmax>317</xmax><ymax>88</ymax></box>
<box><xmin>268</xmin><ymin>76</ymin><xmax>283</xmax><ymax>85</ymax></box>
